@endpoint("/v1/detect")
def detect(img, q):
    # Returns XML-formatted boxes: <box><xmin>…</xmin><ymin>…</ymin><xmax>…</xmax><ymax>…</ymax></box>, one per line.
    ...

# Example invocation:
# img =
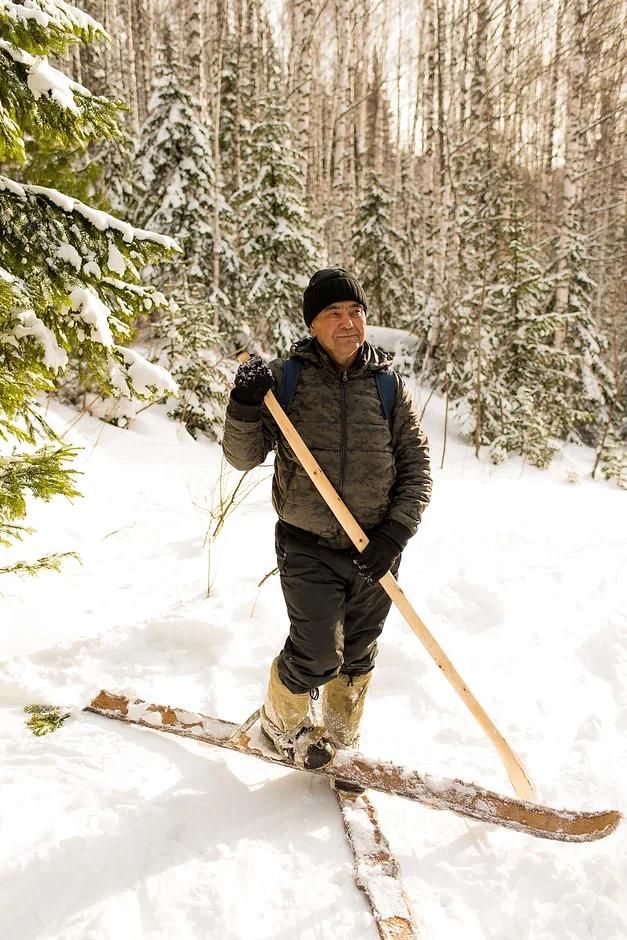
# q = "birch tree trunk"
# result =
<box><xmin>391</xmin><ymin>0</ymin><xmax>403</xmax><ymax>223</ymax></box>
<box><xmin>187</xmin><ymin>0</ymin><xmax>207</xmax><ymax>117</ymax></box>
<box><xmin>294</xmin><ymin>0</ymin><xmax>316</xmax><ymax>185</ymax></box>
<box><xmin>501</xmin><ymin>0</ymin><xmax>516</xmax><ymax>147</ymax></box>
<box><xmin>212</xmin><ymin>0</ymin><xmax>227</xmax><ymax>327</ymax></box>
<box><xmin>421</xmin><ymin>0</ymin><xmax>435</xmax><ymax>289</ymax></box>
<box><xmin>410</xmin><ymin>0</ymin><xmax>428</xmax><ymax>154</ymax></box>
<box><xmin>554</xmin><ymin>0</ymin><xmax>587</xmax><ymax>348</ymax></box>
<box><xmin>470</xmin><ymin>0</ymin><xmax>490</xmax><ymax>455</ymax></box>
<box><xmin>435</xmin><ymin>0</ymin><xmax>448</xmax><ymax>296</ymax></box>
<box><xmin>352</xmin><ymin>0</ymin><xmax>371</xmax><ymax>200</ymax></box>
<box><xmin>232</xmin><ymin>0</ymin><xmax>244</xmax><ymax>194</ymax></box>
<box><xmin>103</xmin><ymin>0</ymin><xmax>124</xmax><ymax>101</ymax></box>
<box><xmin>123</xmin><ymin>0</ymin><xmax>140</xmax><ymax>135</ymax></box>
<box><xmin>460</xmin><ymin>0</ymin><xmax>473</xmax><ymax>127</ymax></box>
<box><xmin>545</xmin><ymin>0</ymin><xmax>565</xmax><ymax>176</ymax></box>
<box><xmin>327</xmin><ymin>0</ymin><xmax>352</xmax><ymax>262</ymax></box>
<box><xmin>130</xmin><ymin>1</ymin><xmax>149</xmax><ymax>126</ymax></box>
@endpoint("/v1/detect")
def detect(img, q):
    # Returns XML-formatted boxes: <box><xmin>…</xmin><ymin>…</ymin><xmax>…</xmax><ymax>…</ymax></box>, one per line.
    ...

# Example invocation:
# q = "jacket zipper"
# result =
<box><xmin>339</xmin><ymin>370</ymin><xmax>348</xmax><ymax>496</ymax></box>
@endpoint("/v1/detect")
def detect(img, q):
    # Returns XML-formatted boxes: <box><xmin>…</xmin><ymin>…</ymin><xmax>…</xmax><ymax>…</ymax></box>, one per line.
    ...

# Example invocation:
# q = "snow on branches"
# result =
<box><xmin>0</xmin><ymin>0</ymin><xmax>180</xmax><ymax>572</ymax></box>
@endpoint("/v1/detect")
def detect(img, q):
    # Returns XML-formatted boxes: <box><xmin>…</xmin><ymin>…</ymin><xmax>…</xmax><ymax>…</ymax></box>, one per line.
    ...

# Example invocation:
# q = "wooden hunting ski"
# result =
<box><xmin>86</xmin><ymin>691</ymin><xmax>621</xmax><ymax>844</ymax></box>
<box><xmin>334</xmin><ymin>785</ymin><xmax>417</xmax><ymax>939</ymax></box>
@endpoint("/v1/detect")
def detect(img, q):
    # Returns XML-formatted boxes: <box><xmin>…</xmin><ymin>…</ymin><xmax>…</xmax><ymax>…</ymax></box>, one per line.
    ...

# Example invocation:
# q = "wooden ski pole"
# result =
<box><xmin>237</xmin><ymin>354</ymin><xmax>535</xmax><ymax>800</ymax></box>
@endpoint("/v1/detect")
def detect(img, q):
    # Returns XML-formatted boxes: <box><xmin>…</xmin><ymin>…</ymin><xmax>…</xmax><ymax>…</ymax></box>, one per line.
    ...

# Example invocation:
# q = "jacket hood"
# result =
<box><xmin>289</xmin><ymin>336</ymin><xmax>392</xmax><ymax>374</ymax></box>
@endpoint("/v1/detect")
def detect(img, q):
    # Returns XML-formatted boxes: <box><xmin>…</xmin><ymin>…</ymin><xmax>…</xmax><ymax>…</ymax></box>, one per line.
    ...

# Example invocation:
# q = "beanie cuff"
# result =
<box><xmin>303</xmin><ymin>268</ymin><xmax>367</xmax><ymax>327</ymax></box>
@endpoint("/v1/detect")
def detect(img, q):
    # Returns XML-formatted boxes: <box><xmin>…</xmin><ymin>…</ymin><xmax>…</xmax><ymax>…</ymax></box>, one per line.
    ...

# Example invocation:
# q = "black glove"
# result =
<box><xmin>352</xmin><ymin>519</ymin><xmax>412</xmax><ymax>584</ymax></box>
<box><xmin>231</xmin><ymin>355</ymin><xmax>274</xmax><ymax>406</ymax></box>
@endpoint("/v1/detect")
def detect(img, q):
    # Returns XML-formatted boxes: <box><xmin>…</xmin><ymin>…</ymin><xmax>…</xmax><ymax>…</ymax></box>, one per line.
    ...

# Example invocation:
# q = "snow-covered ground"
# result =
<box><xmin>1</xmin><ymin>383</ymin><xmax>625</xmax><ymax>940</ymax></box>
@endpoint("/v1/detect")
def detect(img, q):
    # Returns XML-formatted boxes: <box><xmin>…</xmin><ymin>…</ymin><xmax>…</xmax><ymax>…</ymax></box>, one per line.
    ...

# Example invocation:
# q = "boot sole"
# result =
<box><xmin>332</xmin><ymin>778</ymin><xmax>366</xmax><ymax>795</ymax></box>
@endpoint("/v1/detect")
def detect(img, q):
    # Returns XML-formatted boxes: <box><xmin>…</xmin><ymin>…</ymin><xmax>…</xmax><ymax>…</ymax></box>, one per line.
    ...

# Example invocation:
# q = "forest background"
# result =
<box><xmin>1</xmin><ymin>0</ymin><xmax>625</xmax><ymax>576</ymax></box>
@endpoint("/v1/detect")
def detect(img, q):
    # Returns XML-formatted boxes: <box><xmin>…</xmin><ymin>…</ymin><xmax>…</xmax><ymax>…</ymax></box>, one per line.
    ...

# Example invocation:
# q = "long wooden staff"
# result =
<box><xmin>238</xmin><ymin>353</ymin><xmax>535</xmax><ymax>800</ymax></box>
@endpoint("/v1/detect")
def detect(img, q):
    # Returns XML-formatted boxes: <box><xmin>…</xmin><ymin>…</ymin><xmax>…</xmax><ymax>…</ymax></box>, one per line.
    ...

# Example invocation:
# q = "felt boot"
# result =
<box><xmin>260</xmin><ymin>658</ymin><xmax>335</xmax><ymax>770</ymax></box>
<box><xmin>322</xmin><ymin>670</ymin><xmax>373</xmax><ymax>748</ymax></box>
<box><xmin>322</xmin><ymin>671</ymin><xmax>373</xmax><ymax>793</ymax></box>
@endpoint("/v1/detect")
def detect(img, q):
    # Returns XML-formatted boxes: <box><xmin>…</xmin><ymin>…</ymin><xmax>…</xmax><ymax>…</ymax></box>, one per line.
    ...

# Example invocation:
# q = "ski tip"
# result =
<box><xmin>587</xmin><ymin>809</ymin><xmax>622</xmax><ymax>842</ymax></box>
<box><xmin>512</xmin><ymin>806</ymin><xmax>622</xmax><ymax>843</ymax></box>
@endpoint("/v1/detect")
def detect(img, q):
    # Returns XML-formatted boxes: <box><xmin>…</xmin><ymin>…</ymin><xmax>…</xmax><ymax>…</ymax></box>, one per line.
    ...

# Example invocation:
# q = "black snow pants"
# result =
<box><xmin>275</xmin><ymin>522</ymin><xmax>401</xmax><ymax>694</ymax></box>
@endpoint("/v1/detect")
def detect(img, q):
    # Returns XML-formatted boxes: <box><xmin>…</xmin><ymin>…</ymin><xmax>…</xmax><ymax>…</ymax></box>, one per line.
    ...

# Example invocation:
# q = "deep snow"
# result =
<box><xmin>1</xmin><ymin>381</ymin><xmax>625</xmax><ymax>940</ymax></box>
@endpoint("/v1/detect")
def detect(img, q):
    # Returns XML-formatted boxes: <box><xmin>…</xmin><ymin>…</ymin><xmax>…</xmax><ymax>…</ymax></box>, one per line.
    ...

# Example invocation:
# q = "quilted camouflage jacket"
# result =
<box><xmin>222</xmin><ymin>338</ymin><xmax>432</xmax><ymax>549</ymax></box>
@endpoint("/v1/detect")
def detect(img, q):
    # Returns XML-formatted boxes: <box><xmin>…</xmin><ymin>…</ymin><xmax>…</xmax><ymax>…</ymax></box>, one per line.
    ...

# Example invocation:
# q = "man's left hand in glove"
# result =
<box><xmin>352</xmin><ymin>519</ymin><xmax>413</xmax><ymax>584</ymax></box>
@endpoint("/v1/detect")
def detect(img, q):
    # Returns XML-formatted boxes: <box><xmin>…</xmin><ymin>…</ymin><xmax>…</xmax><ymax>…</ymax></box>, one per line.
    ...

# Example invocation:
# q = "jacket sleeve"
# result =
<box><xmin>221</xmin><ymin>360</ymin><xmax>283</xmax><ymax>471</ymax></box>
<box><xmin>387</xmin><ymin>377</ymin><xmax>432</xmax><ymax>535</ymax></box>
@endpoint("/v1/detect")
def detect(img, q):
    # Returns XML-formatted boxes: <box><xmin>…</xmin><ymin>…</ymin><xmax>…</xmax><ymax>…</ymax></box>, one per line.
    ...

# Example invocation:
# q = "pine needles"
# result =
<box><xmin>23</xmin><ymin>703</ymin><xmax>70</xmax><ymax>736</ymax></box>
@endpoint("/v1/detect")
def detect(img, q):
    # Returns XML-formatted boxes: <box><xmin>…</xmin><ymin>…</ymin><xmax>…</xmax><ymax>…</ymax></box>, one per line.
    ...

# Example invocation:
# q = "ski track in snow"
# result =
<box><xmin>1</xmin><ymin>392</ymin><xmax>625</xmax><ymax>940</ymax></box>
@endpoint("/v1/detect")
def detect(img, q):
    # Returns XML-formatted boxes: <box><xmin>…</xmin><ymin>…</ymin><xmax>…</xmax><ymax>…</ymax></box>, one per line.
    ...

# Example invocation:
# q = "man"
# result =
<box><xmin>222</xmin><ymin>267</ymin><xmax>432</xmax><ymax>775</ymax></box>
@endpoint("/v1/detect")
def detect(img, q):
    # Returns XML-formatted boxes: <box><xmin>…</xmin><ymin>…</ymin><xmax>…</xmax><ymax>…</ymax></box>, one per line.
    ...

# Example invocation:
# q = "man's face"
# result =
<box><xmin>310</xmin><ymin>300</ymin><xmax>366</xmax><ymax>368</ymax></box>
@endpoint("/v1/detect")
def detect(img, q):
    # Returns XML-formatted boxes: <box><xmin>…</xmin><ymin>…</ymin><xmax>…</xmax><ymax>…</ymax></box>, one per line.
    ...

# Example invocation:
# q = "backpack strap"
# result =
<box><xmin>375</xmin><ymin>370</ymin><xmax>398</xmax><ymax>424</ymax></box>
<box><xmin>278</xmin><ymin>357</ymin><xmax>398</xmax><ymax>423</ymax></box>
<box><xmin>277</xmin><ymin>357</ymin><xmax>301</xmax><ymax>413</ymax></box>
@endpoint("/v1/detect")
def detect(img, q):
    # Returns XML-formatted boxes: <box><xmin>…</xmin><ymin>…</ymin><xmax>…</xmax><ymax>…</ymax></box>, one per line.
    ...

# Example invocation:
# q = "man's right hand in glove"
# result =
<box><xmin>231</xmin><ymin>355</ymin><xmax>274</xmax><ymax>406</ymax></box>
<box><xmin>352</xmin><ymin>519</ymin><xmax>412</xmax><ymax>584</ymax></box>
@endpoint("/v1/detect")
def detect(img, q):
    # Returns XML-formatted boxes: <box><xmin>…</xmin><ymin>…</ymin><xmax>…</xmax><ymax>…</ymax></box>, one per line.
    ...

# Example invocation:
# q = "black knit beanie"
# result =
<box><xmin>302</xmin><ymin>268</ymin><xmax>367</xmax><ymax>327</ymax></box>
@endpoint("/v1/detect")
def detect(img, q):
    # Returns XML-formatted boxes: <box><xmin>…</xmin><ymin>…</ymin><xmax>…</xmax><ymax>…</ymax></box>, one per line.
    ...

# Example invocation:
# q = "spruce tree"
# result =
<box><xmin>95</xmin><ymin>130</ymin><xmax>135</xmax><ymax>215</ymax></box>
<box><xmin>218</xmin><ymin>35</ymin><xmax>242</xmax><ymax>200</ymax></box>
<box><xmin>594</xmin><ymin>419</ymin><xmax>627</xmax><ymax>489</ymax></box>
<box><xmin>447</xmin><ymin>163</ymin><xmax>566</xmax><ymax>464</ymax></box>
<box><xmin>232</xmin><ymin>92</ymin><xmax>320</xmax><ymax>356</ymax></box>
<box><xmin>441</xmin><ymin>162</ymin><xmax>619</xmax><ymax>470</ymax></box>
<box><xmin>443</xmin><ymin>154</ymin><xmax>501</xmax><ymax>453</ymax></box>
<box><xmin>14</xmin><ymin>136</ymin><xmax>107</xmax><ymax>207</ymax></box>
<box><xmin>397</xmin><ymin>154</ymin><xmax>428</xmax><ymax>337</ymax></box>
<box><xmin>485</xmin><ymin>180</ymin><xmax>568</xmax><ymax>466</ymax></box>
<box><xmin>160</xmin><ymin>287</ymin><xmax>232</xmax><ymax>440</ymax></box>
<box><xmin>0</xmin><ymin>0</ymin><xmax>178</xmax><ymax>575</ymax></box>
<box><xmin>128</xmin><ymin>48</ymin><xmax>233</xmax><ymax>295</ymax></box>
<box><xmin>556</xmin><ymin>232</ymin><xmax>618</xmax><ymax>444</ymax></box>
<box><xmin>353</xmin><ymin>170</ymin><xmax>407</xmax><ymax>328</ymax></box>
<box><xmin>128</xmin><ymin>46</ymin><xmax>236</xmax><ymax>438</ymax></box>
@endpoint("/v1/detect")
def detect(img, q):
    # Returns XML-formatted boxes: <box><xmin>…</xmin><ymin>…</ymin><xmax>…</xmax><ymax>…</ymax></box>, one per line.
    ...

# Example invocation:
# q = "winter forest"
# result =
<box><xmin>1</xmin><ymin>0</ymin><xmax>626</xmax><ymax>577</ymax></box>
<box><xmin>2</xmin><ymin>4</ymin><xmax>626</xmax><ymax>938</ymax></box>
